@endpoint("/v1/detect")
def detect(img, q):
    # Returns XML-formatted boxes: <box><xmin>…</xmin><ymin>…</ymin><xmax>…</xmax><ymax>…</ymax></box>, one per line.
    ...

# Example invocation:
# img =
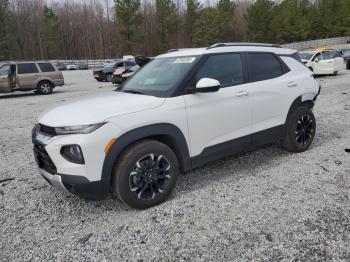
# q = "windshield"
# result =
<box><xmin>0</xmin><ymin>64</ymin><xmax>10</xmax><ymax>75</ymax></box>
<box><xmin>120</xmin><ymin>56</ymin><xmax>198</xmax><ymax>95</ymax></box>
<box><xmin>105</xmin><ymin>61</ymin><xmax>119</xmax><ymax>68</ymax></box>
<box><xmin>298</xmin><ymin>52</ymin><xmax>314</xmax><ymax>60</ymax></box>
<box><xmin>131</xmin><ymin>65</ymin><xmax>140</xmax><ymax>72</ymax></box>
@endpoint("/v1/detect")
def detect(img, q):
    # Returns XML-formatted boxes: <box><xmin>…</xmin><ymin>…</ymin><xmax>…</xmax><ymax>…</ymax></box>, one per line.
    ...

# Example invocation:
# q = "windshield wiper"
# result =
<box><xmin>122</xmin><ymin>89</ymin><xmax>144</xmax><ymax>95</ymax></box>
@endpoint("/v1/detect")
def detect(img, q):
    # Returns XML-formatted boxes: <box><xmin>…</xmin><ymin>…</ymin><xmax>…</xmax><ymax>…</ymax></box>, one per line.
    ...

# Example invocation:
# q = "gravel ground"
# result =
<box><xmin>0</xmin><ymin>69</ymin><xmax>349</xmax><ymax>261</ymax></box>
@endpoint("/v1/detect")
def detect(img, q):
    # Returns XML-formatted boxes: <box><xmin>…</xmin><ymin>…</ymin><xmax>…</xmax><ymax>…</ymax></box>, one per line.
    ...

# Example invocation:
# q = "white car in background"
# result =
<box><xmin>299</xmin><ymin>49</ymin><xmax>344</xmax><ymax>76</ymax></box>
<box><xmin>65</xmin><ymin>63</ymin><xmax>79</xmax><ymax>70</ymax></box>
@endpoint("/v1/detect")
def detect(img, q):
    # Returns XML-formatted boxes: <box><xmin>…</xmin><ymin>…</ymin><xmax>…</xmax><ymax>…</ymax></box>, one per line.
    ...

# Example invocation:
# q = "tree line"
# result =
<box><xmin>0</xmin><ymin>0</ymin><xmax>349</xmax><ymax>61</ymax></box>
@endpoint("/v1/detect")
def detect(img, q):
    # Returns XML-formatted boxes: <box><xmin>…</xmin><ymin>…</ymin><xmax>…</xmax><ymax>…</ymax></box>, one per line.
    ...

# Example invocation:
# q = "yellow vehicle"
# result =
<box><xmin>0</xmin><ymin>61</ymin><xmax>64</xmax><ymax>95</ymax></box>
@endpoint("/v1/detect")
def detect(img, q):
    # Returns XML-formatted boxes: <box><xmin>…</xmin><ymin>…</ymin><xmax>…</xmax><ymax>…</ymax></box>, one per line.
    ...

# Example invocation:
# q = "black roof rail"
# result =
<box><xmin>207</xmin><ymin>42</ymin><xmax>281</xmax><ymax>50</ymax></box>
<box><xmin>167</xmin><ymin>49</ymin><xmax>180</xmax><ymax>53</ymax></box>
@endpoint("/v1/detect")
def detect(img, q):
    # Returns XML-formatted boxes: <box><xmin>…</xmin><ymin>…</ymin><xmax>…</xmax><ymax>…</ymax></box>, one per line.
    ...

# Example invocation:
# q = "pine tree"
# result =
<box><xmin>193</xmin><ymin>7</ymin><xmax>221</xmax><ymax>47</ymax></box>
<box><xmin>115</xmin><ymin>0</ymin><xmax>142</xmax><ymax>53</ymax></box>
<box><xmin>156</xmin><ymin>0</ymin><xmax>178</xmax><ymax>52</ymax></box>
<box><xmin>0</xmin><ymin>0</ymin><xmax>11</xmax><ymax>60</ymax></box>
<box><xmin>270</xmin><ymin>0</ymin><xmax>312</xmax><ymax>43</ymax></box>
<box><xmin>42</xmin><ymin>6</ymin><xmax>61</xmax><ymax>59</ymax></box>
<box><xmin>185</xmin><ymin>0</ymin><xmax>201</xmax><ymax>46</ymax></box>
<box><xmin>313</xmin><ymin>0</ymin><xmax>345</xmax><ymax>38</ymax></box>
<box><xmin>246</xmin><ymin>0</ymin><xmax>275</xmax><ymax>43</ymax></box>
<box><xmin>217</xmin><ymin>0</ymin><xmax>235</xmax><ymax>42</ymax></box>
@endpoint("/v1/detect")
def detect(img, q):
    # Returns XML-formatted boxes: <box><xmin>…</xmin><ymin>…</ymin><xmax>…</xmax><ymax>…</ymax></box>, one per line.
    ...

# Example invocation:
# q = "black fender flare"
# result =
<box><xmin>285</xmin><ymin>95</ymin><xmax>315</xmax><ymax>123</ymax></box>
<box><xmin>101</xmin><ymin>123</ymin><xmax>191</xmax><ymax>188</ymax></box>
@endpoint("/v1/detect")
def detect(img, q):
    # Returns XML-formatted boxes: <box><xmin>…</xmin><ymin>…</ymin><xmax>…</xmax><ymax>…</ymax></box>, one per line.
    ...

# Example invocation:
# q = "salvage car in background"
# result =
<box><xmin>0</xmin><ymin>61</ymin><xmax>64</xmax><ymax>94</ymax></box>
<box><xmin>340</xmin><ymin>48</ymin><xmax>350</xmax><ymax>69</ymax></box>
<box><xmin>93</xmin><ymin>60</ymin><xmax>136</xmax><ymax>82</ymax></box>
<box><xmin>112</xmin><ymin>56</ymin><xmax>152</xmax><ymax>85</ymax></box>
<box><xmin>299</xmin><ymin>49</ymin><xmax>344</xmax><ymax>75</ymax></box>
<box><xmin>66</xmin><ymin>63</ymin><xmax>79</xmax><ymax>70</ymax></box>
<box><xmin>55</xmin><ymin>62</ymin><xmax>66</xmax><ymax>71</ymax></box>
<box><xmin>79</xmin><ymin>62</ymin><xmax>89</xmax><ymax>70</ymax></box>
<box><xmin>112</xmin><ymin>65</ymin><xmax>140</xmax><ymax>85</ymax></box>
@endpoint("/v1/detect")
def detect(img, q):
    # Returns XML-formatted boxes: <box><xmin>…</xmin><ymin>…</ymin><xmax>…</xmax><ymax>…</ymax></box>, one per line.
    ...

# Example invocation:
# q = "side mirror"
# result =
<box><xmin>314</xmin><ymin>58</ymin><xmax>319</xmax><ymax>63</ymax></box>
<box><xmin>194</xmin><ymin>78</ymin><xmax>220</xmax><ymax>93</ymax></box>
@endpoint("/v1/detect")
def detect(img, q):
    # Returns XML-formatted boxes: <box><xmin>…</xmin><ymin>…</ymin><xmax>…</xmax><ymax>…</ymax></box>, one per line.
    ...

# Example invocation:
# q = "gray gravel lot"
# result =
<box><xmin>0</xmin><ymin>69</ymin><xmax>349</xmax><ymax>261</ymax></box>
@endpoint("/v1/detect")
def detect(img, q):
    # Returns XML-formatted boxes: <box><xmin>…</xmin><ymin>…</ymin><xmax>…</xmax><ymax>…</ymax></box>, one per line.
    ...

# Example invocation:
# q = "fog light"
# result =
<box><xmin>61</xmin><ymin>145</ymin><xmax>85</xmax><ymax>164</ymax></box>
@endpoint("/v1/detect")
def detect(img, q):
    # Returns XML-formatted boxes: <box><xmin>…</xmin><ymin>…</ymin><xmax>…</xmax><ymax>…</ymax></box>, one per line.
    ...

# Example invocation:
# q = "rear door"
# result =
<box><xmin>0</xmin><ymin>64</ymin><xmax>11</xmax><ymax>92</ymax></box>
<box><xmin>17</xmin><ymin>63</ymin><xmax>40</xmax><ymax>89</ymax></box>
<box><xmin>313</xmin><ymin>51</ymin><xmax>334</xmax><ymax>75</ymax></box>
<box><xmin>245</xmin><ymin>52</ymin><xmax>298</xmax><ymax>141</ymax></box>
<box><xmin>37</xmin><ymin>62</ymin><xmax>63</xmax><ymax>85</ymax></box>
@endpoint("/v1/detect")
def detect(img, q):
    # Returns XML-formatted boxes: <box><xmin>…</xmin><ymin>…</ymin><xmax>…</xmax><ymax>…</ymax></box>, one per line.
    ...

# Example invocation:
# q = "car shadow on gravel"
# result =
<box><xmin>0</xmin><ymin>90</ymin><xmax>73</xmax><ymax>99</ymax></box>
<box><xmin>174</xmin><ymin>143</ymin><xmax>289</xmax><ymax>197</ymax></box>
<box><xmin>40</xmin><ymin>143</ymin><xmax>287</xmax><ymax>213</ymax></box>
<box><xmin>0</xmin><ymin>92</ymin><xmax>38</xmax><ymax>99</ymax></box>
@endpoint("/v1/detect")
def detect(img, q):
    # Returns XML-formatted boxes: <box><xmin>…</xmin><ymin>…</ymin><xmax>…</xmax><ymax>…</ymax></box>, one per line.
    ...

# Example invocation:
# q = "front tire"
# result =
<box><xmin>105</xmin><ymin>73</ymin><xmax>113</xmax><ymax>82</ymax></box>
<box><xmin>112</xmin><ymin>140</ymin><xmax>179</xmax><ymax>209</ymax></box>
<box><xmin>281</xmin><ymin>106</ymin><xmax>316</xmax><ymax>153</ymax></box>
<box><xmin>37</xmin><ymin>81</ymin><xmax>53</xmax><ymax>95</ymax></box>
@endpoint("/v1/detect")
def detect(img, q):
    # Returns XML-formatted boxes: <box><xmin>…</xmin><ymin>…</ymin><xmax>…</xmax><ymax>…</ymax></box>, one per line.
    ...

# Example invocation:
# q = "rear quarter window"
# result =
<box><xmin>17</xmin><ymin>63</ymin><xmax>39</xmax><ymax>74</ymax></box>
<box><xmin>38</xmin><ymin>63</ymin><xmax>55</xmax><ymax>72</ymax></box>
<box><xmin>246</xmin><ymin>53</ymin><xmax>283</xmax><ymax>82</ymax></box>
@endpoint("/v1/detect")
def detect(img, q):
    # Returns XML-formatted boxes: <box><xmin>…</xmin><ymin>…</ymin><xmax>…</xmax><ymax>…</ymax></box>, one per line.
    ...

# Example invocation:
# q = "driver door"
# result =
<box><xmin>0</xmin><ymin>64</ymin><xmax>11</xmax><ymax>93</ymax></box>
<box><xmin>184</xmin><ymin>53</ymin><xmax>252</xmax><ymax>161</ymax></box>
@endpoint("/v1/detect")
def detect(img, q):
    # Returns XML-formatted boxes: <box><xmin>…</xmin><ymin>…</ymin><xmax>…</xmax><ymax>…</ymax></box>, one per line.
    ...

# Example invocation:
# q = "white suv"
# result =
<box><xmin>32</xmin><ymin>43</ymin><xmax>320</xmax><ymax>209</ymax></box>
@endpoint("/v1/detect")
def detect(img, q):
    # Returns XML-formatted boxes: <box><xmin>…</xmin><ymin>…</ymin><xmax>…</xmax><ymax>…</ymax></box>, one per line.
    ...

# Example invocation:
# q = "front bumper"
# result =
<box><xmin>38</xmin><ymin>168</ymin><xmax>109</xmax><ymax>200</ymax></box>
<box><xmin>93</xmin><ymin>71</ymin><xmax>104</xmax><ymax>80</ymax></box>
<box><xmin>31</xmin><ymin>123</ymin><xmax>122</xmax><ymax>200</ymax></box>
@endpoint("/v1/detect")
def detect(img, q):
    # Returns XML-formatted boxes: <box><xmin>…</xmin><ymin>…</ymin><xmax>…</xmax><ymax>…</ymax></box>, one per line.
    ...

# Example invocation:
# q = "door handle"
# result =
<box><xmin>287</xmin><ymin>82</ymin><xmax>297</xmax><ymax>87</ymax></box>
<box><xmin>236</xmin><ymin>91</ymin><xmax>249</xmax><ymax>97</ymax></box>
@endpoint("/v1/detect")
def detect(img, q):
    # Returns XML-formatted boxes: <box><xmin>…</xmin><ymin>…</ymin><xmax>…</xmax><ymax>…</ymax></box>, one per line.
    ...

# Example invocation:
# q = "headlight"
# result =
<box><xmin>54</xmin><ymin>123</ymin><xmax>105</xmax><ymax>135</ymax></box>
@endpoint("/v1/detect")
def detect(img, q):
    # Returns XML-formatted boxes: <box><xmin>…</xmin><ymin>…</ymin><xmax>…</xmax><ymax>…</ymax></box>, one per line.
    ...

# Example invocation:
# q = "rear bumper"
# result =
<box><xmin>39</xmin><ymin>168</ymin><xmax>110</xmax><ymax>200</ymax></box>
<box><xmin>313</xmin><ymin>85</ymin><xmax>321</xmax><ymax>102</ymax></box>
<box><xmin>54</xmin><ymin>79</ymin><xmax>65</xmax><ymax>86</ymax></box>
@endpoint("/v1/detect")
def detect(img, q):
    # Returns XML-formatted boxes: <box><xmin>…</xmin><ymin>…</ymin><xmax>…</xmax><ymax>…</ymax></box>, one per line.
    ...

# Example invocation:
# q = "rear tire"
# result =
<box><xmin>37</xmin><ymin>81</ymin><xmax>53</xmax><ymax>95</ymax></box>
<box><xmin>112</xmin><ymin>140</ymin><xmax>179</xmax><ymax>209</ymax></box>
<box><xmin>281</xmin><ymin>106</ymin><xmax>316</xmax><ymax>153</ymax></box>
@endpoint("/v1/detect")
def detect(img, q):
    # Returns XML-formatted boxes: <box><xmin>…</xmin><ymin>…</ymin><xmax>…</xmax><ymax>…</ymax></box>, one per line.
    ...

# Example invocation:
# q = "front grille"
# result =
<box><xmin>33</xmin><ymin>142</ymin><xmax>57</xmax><ymax>174</ymax></box>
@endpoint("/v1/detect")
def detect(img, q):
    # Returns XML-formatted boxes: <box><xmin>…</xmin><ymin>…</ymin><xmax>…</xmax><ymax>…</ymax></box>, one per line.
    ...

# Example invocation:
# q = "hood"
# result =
<box><xmin>113</xmin><ymin>67</ymin><xmax>126</xmax><ymax>76</ymax></box>
<box><xmin>38</xmin><ymin>92</ymin><xmax>165</xmax><ymax>127</ymax></box>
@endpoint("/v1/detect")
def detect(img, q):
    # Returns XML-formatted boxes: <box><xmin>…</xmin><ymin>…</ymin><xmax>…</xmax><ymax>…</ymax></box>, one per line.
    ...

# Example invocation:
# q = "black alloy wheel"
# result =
<box><xmin>281</xmin><ymin>106</ymin><xmax>316</xmax><ymax>153</ymax></box>
<box><xmin>129</xmin><ymin>154</ymin><xmax>171</xmax><ymax>200</ymax></box>
<box><xmin>295</xmin><ymin>115</ymin><xmax>314</xmax><ymax>146</ymax></box>
<box><xmin>112</xmin><ymin>140</ymin><xmax>179</xmax><ymax>209</ymax></box>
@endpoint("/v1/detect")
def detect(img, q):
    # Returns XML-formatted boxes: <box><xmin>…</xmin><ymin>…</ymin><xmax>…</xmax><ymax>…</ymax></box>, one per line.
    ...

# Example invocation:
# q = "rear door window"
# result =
<box><xmin>17</xmin><ymin>63</ymin><xmax>39</xmax><ymax>74</ymax></box>
<box><xmin>246</xmin><ymin>53</ymin><xmax>283</xmax><ymax>82</ymax></box>
<box><xmin>38</xmin><ymin>63</ymin><xmax>55</xmax><ymax>72</ymax></box>
<box><xmin>195</xmin><ymin>53</ymin><xmax>244</xmax><ymax>87</ymax></box>
<box><xmin>322</xmin><ymin>51</ymin><xmax>337</xmax><ymax>60</ymax></box>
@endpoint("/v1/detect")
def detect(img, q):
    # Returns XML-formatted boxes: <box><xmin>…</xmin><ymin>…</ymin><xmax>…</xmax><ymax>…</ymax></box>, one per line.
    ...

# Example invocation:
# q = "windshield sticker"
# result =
<box><xmin>174</xmin><ymin>57</ymin><xmax>196</xmax><ymax>63</ymax></box>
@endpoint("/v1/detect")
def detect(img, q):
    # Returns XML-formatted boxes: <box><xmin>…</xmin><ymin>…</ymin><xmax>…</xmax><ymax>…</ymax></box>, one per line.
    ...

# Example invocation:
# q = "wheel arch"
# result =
<box><xmin>101</xmin><ymin>123</ymin><xmax>191</xmax><ymax>187</ymax></box>
<box><xmin>37</xmin><ymin>79</ymin><xmax>54</xmax><ymax>88</ymax></box>
<box><xmin>286</xmin><ymin>96</ymin><xmax>314</xmax><ymax>122</ymax></box>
